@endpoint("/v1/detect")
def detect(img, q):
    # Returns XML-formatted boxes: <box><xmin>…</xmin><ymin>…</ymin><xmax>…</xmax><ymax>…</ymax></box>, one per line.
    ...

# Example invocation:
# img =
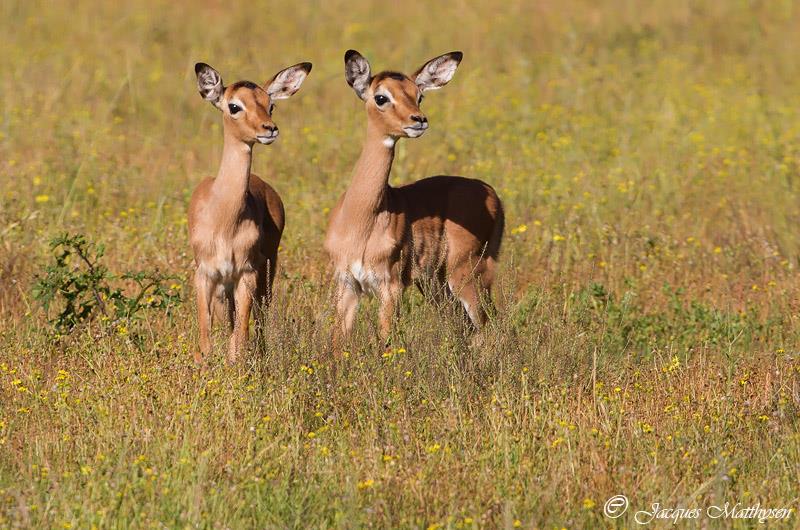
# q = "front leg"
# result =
<box><xmin>332</xmin><ymin>281</ymin><xmax>360</xmax><ymax>357</ymax></box>
<box><xmin>194</xmin><ymin>269</ymin><xmax>215</xmax><ymax>364</ymax></box>
<box><xmin>378</xmin><ymin>280</ymin><xmax>402</xmax><ymax>346</ymax></box>
<box><xmin>228</xmin><ymin>272</ymin><xmax>256</xmax><ymax>364</ymax></box>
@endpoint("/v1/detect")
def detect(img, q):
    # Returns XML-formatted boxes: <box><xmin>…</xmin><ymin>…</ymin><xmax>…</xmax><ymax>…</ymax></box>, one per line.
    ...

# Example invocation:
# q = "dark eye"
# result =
<box><xmin>269</xmin><ymin>103</ymin><xmax>275</xmax><ymax>114</ymax></box>
<box><xmin>228</xmin><ymin>103</ymin><xmax>241</xmax><ymax>114</ymax></box>
<box><xmin>374</xmin><ymin>94</ymin><xmax>389</xmax><ymax>106</ymax></box>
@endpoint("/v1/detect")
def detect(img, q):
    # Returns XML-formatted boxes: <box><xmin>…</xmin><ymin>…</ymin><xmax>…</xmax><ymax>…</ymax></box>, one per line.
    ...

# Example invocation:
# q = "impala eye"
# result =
<box><xmin>374</xmin><ymin>94</ymin><xmax>389</xmax><ymax>106</ymax></box>
<box><xmin>269</xmin><ymin>103</ymin><xmax>275</xmax><ymax>114</ymax></box>
<box><xmin>228</xmin><ymin>103</ymin><xmax>242</xmax><ymax>115</ymax></box>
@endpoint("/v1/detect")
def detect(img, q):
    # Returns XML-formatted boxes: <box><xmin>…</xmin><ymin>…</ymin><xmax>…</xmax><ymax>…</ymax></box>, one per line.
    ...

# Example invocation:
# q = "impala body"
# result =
<box><xmin>325</xmin><ymin>50</ymin><xmax>504</xmax><ymax>350</ymax></box>
<box><xmin>189</xmin><ymin>61</ymin><xmax>311</xmax><ymax>363</ymax></box>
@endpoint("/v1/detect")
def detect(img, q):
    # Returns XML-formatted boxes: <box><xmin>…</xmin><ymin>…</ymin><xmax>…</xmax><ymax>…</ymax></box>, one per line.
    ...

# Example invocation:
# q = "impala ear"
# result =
<box><xmin>266</xmin><ymin>62</ymin><xmax>312</xmax><ymax>100</ymax></box>
<box><xmin>413</xmin><ymin>51</ymin><xmax>463</xmax><ymax>92</ymax></box>
<box><xmin>195</xmin><ymin>62</ymin><xmax>224</xmax><ymax>109</ymax></box>
<box><xmin>344</xmin><ymin>49</ymin><xmax>371</xmax><ymax>101</ymax></box>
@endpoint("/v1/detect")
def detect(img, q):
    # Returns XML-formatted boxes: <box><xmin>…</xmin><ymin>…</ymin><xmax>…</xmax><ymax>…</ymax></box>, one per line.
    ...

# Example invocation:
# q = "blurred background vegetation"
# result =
<box><xmin>1</xmin><ymin>0</ymin><xmax>799</xmax><ymax>528</ymax></box>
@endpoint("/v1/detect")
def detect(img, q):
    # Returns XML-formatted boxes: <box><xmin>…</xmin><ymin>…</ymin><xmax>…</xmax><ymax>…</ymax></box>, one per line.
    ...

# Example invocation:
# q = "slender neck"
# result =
<box><xmin>341</xmin><ymin>121</ymin><xmax>395</xmax><ymax>217</ymax></box>
<box><xmin>212</xmin><ymin>129</ymin><xmax>253</xmax><ymax>209</ymax></box>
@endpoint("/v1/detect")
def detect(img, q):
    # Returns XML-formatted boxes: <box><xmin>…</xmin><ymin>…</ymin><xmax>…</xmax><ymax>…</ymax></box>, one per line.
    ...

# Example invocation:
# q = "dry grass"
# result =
<box><xmin>1</xmin><ymin>0</ymin><xmax>800</xmax><ymax>528</ymax></box>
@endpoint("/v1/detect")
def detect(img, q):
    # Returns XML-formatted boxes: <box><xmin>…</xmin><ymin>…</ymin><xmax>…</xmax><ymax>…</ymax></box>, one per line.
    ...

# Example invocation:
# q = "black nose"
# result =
<box><xmin>262</xmin><ymin>124</ymin><xmax>277</xmax><ymax>133</ymax></box>
<box><xmin>410</xmin><ymin>115</ymin><xmax>427</xmax><ymax>124</ymax></box>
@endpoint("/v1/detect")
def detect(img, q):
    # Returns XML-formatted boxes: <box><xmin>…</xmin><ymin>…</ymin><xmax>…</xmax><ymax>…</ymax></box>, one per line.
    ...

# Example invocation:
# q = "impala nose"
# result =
<box><xmin>410</xmin><ymin>115</ymin><xmax>427</xmax><ymax>125</ymax></box>
<box><xmin>262</xmin><ymin>124</ymin><xmax>278</xmax><ymax>134</ymax></box>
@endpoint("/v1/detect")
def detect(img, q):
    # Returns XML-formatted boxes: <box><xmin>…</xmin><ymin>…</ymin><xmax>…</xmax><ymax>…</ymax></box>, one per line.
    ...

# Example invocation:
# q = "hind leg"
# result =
<box><xmin>416</xmin><ymin>268</ymin><xmax>450</xmax><ymax>306</ymax></box>
<box><xmin>450</xmin><ymin>280</ymin><xmax>486</xmax><ymax>329</ymax></box>
<box><xmin>253</xmin><ymin>258</ymin><xmax>274</xmax><ymax>352</ymax></box>
<box><xmin>447</xmin><ymin>257</ymin><xmax>495</xmax><ymax>330</ymax></box>
<box><xmin>212</xmin><ymin>286</ymin><xmax>234</xmax><ymax>333</ymax></box>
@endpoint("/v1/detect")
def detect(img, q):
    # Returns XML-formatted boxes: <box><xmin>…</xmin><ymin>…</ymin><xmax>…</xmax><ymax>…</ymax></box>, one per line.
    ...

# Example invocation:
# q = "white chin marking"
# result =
<box><xmin>404</xmin><ymin>128</ymin><xmax>426</xmax><ymax>138</ymax></box>
<box><xmin>257</xmin><ymin>136</ymin><xmax>276</xmax><ymax>145</ymax></box>
<box><xmin>383</xmin><ymin>137</ymin><xmax>396</xmax><ymax>148</ymax></box>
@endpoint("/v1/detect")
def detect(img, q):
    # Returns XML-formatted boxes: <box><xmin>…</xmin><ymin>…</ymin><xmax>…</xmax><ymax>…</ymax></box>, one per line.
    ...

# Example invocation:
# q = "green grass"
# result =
<box><xmin>1</xmin><ymin>0</ymin><xmax>800</xmax><ymax>528</ymax></box>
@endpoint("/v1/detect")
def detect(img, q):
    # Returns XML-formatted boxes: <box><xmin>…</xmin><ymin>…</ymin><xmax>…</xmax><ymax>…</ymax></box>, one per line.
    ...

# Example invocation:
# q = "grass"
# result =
<box><xmin>1</xmin><ymin>0</ymin><xmax>800</xmax><ymax>527</ymax></box>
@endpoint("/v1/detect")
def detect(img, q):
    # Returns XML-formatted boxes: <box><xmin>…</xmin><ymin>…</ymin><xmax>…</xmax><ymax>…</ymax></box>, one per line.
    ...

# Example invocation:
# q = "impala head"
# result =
<box><xmin>195</xmin><ymin>61</ymin><xmax>312</xmax><ymax>145</ymax></box>
<box><xmin>344</xmin><ymin>50</ymin><xmax>463</xmax><ymax>141</ymax></box>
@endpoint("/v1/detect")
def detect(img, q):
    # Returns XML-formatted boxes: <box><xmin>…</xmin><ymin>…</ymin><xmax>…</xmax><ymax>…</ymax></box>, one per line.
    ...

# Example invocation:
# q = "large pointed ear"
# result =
<box><xmin>265</xmin><ymin>62</ymin><xmax>312</xmax><ymax>100</ymax></box>
<box><xmin>413</xmin><ymin>52</ymin><xmax>463</xmax><ymax>92</ymax></box>
<box><xmin>344</xmin><ymin>49</ymin><xmax>371</xmax><ymax>101</ymax></box>
<box><xmin>195</xmin><ymin>63</ymin><xmax>224</xmax><ymax>108</ymax></box>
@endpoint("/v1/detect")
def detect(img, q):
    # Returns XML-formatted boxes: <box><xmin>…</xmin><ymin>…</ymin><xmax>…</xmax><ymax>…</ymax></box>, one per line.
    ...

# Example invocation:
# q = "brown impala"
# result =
<box><xmin>325</xmin><ymin>50</ymin><xmax>504</xmax><ymax>351</ymax></box>
<box><xmin>189</xmin><ymin>61</ymin><xmax>311</xmax><ymax>364</ymax></box>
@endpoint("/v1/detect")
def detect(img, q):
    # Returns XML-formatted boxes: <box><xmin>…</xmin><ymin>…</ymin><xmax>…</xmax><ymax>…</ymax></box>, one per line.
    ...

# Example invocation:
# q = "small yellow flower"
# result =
<box><xmin>35</xmin><ymin>194</ymin><xmax>50</xmax><ymax>204</ymax></box>
<box><xmin>357</xmin><ymin>478</ymin><xmax>374</xmax><ymax>490</ymax></box>
<box><xmin>552</xmin><ymin>234</ymin><xmax>566</xmax><ymax>242</ymax></box>
<box><xmin>583</xmin><ymin>498</ymin><xmax>596</xmax><ymax>509</ymax></box>
<box><xmin>513</xmin><ymin>520</ymin><xmax>522</xmax><ymax>528</ymax></box>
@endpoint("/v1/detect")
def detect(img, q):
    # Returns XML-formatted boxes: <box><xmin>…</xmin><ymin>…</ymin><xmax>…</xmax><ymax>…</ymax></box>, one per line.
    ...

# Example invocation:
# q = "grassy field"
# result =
<box><xmin>2</xmin><ymin>0</ymin><xmax>800</xmax><ymax>527</ymax></box>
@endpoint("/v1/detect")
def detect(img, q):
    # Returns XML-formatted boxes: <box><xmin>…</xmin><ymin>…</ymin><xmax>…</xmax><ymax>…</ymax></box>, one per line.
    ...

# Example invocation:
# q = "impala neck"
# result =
<box><xmin>212</xmin><ymin>129</ymin><xmax>253</xmax><ymax>212</ymax></box>
<box><xmin>341</xmin><ymin>122</ymin><xmax>395</xmax><ymax>219</ymax></box>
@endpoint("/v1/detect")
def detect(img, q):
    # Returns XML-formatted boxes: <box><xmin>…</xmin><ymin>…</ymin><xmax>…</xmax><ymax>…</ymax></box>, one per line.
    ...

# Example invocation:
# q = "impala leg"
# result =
<box><xmin>332</xmin><ymin>282</ymin><xmax>360</xmax><ymax>357</ymax></box>
<box><xmin>378</xmin><ymin>281</ymin><xmax>402</xmax><ymax>346</ymax></box>
<box><xmin>448</xmin><ymin>265</ymin><xmax>488</xmax><ymax>330</ymax></box>
<box><xmin>194</xmin><ymin>270</ymin><xmax>215</xmax><ymax>364</ymax></box>
<box><xmin>212</xmin><ymin>287</ymin><xmax>233</xmax><ymax>332</ymax></box>
<box><xmin>457</xmin><ymin>282</ymin><xmax>486</xmax><ymax>329</ymax></box>
<box><xmin>228</xmin><ymin>272</ymin><xmax>256</xmax><ymax>364</ymax></box>
<box><xmin>253</xmin><ymin>262</ymin><xmax>271</xmax><ymax>353</ymax></box>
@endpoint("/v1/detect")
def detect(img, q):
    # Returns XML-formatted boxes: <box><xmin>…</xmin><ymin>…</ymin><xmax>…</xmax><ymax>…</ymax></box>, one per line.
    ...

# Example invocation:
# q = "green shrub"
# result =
<box><xmin>32</xmin><ymin>233</ymin><xmax>181</xmax><ymax>334</ymax></box>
